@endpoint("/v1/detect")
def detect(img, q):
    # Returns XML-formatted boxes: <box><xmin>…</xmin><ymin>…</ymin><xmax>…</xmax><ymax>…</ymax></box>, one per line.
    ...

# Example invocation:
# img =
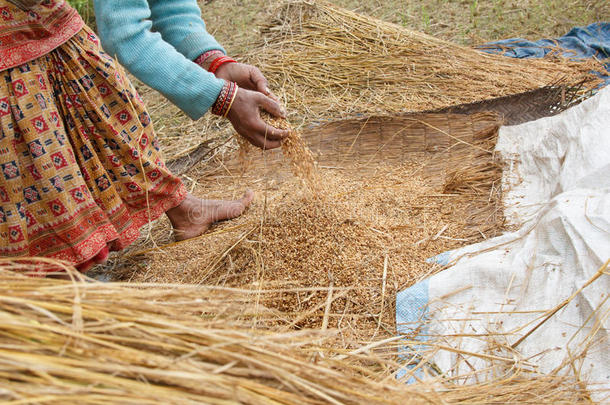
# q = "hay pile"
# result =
<box><xmin>0</xmin><ymin>263</ymin><xmax>400</xmax><ymax>404</ymax></box>
<box><xmin>0</xmin><ymin>261</ymin><xmax>595</xmax><ymax>404</ymax></box>
<box><xmin>139</xmin><ymin>0</ymin><xmax>601</xmax><ymax>165</ymax></box>
<box><xmin>244</xmin><ymin>1</ymin><xmax>601</xmax><ymax>120</ymax></box>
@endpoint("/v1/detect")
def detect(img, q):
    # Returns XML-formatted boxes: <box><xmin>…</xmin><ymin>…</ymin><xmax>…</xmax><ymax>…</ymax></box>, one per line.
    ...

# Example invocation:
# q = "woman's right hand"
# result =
<box><xmin>226</xmin><ymin>88</ymin><xmax>290</xmax><ymax>150</ymax></box>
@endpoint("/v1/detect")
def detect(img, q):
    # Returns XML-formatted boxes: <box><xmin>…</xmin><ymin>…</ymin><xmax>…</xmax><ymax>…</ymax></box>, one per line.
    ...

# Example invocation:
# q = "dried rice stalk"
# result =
<box><xmin>244</xmin><ymin>1</ymin><xmax>602</xmax><ymax>122</ymax></box>
<box><xmin>0</xmin><ymin>262</ymin><xmax>398</xmax><ymax>404</ymax></box>
<box><xmin>0</xmin><ymin>260</ymin><xmax>595</xmax><ymax>404</ymax></box>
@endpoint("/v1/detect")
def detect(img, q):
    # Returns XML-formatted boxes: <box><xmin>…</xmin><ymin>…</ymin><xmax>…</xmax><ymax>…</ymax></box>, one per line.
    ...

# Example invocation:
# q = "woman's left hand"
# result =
<box><xmin>215</xmin><ymin>63</ymin><xmax>279</xmax><ymax>101</ymax></box>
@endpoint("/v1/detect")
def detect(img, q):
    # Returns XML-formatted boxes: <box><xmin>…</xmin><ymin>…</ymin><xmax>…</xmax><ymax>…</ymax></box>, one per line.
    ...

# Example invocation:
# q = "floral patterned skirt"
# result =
<box><xmin>0</xmin><ymin>26</ymin><xmax>186</xmax><ymax>271</ymax></box>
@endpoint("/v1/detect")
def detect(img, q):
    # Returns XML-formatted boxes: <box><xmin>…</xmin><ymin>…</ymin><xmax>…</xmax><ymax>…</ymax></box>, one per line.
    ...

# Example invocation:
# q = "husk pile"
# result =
<box><xmin>0</xmin><ymin>260</ymin><xmax>596</xmax><ymax>404</ymax></box>
<box><xmin>244</xmin><ymin>0</ymin><xmax>602</xmax><ymax>121</ymax></box>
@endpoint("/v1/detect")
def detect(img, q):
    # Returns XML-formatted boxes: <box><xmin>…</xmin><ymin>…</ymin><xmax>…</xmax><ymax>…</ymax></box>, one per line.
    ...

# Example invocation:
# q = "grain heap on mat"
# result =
<box><xmin>110</xmin><ymin>112</ymin><xmax>505</xmax><ymax>333</ymax></box>
<box><xmin>244</xmin><ymin>1</ymin><xmax>601</xmax><ymax>120</ymax></box>
<box><xmin>124</xmin><ymin>161</ymin><xmax>500</xmax><ymax>333</ymax></box>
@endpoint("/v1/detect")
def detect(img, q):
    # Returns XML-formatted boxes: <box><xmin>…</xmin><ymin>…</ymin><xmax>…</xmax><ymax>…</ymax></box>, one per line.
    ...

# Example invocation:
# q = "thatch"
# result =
<box><xmin>244</xmin><ymin>1</ymin><xmax>602</xmax><ymax>121</ymax></box>
<box><xmin>0</xmin><ymin>259</ymin><xmax>595</xmax><ymax>404</ymax></box>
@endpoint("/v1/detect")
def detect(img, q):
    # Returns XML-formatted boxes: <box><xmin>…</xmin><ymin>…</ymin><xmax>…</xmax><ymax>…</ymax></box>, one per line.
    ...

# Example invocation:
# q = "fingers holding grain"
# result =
<box><xmin>227</xmin><ymin>88</ymin><xmax>289</xmax><ymax>149</ymax></box>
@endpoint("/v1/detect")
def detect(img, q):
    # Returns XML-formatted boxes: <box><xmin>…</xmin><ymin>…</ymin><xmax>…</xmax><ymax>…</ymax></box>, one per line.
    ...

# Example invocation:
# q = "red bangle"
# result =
<box><xmin>212</xmin><ymin>81</ymin><xmax>238</xmax><ymax>117</ymax></box>
<box><xmin>223</xmin><ymin>85</ymin><xmax>238</xmax><ymax>118</ymax></box>
<box><xmin>195</xmin><ymin>51</ymin><xmax>238</xmax><ymax>74</ymax></box>
<box><xmin>194</xmin><ymin>50</ymin><xmax>224</xmax><ymax>70</ymax></box>
<box><xmin>208</xmin><ymin>56</ymin><xmax>237</xmax><ymax>74</ymax></box>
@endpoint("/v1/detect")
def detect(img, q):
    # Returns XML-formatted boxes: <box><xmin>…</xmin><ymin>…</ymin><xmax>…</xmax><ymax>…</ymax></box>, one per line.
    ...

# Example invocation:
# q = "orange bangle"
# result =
<box><xmin>194</xmin><ymin>50</ymin><xmax>224</xmax><ymax>70</ymax></box>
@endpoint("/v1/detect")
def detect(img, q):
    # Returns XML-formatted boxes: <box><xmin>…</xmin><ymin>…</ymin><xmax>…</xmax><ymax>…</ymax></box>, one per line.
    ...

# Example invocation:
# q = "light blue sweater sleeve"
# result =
<box><xmin>148</xmin><ymin>0</ymin><xmax>225</xmax><ymax>61</ymax></box>
<box><xmin>93</xmin><ymin>0</ymin><xmax>225</xmax><ymax>120</ymax></box>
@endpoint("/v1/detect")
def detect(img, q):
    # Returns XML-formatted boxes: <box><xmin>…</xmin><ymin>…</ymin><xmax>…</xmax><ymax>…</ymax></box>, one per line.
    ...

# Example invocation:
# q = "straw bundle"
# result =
<box><xmin>0</xmin><ymin>262</ymin><xmax>398</xmax><ymax>404</ymax></box>
<box><xmin>0</xmin><ymin>261</ymin><xmax>595</xmax><ymax>404</ymax></box>
<box><xmin>244</xmin><ymin>1</ymin><xmax>602</xmax><ymax>121</ymax></box>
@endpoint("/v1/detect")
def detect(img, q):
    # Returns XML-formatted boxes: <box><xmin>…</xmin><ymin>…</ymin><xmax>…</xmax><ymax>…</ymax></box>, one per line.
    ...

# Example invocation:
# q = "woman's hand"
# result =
<box><xmin>214</xmin><ymin>62</ymin><xmax>287</xmax><ymax>149</ymax></box>
<box><xmin>215</xmin><ymin>63</ymin><xmax>278</xmax><ymax>100</ymax></box>
<box><xmin>226</xmin><ymin>88</ymin><xmax>290</xmax><ymax>150</ymax></box>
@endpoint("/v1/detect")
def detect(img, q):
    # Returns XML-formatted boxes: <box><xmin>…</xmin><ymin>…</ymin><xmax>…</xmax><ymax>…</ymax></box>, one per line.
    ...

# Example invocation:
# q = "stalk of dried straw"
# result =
<box><xmin>0</xmin><ymin>259</ymin><xmax>595</xmax><ymax>404</ymax></box>
<box><xmin>243</xmin><ymin>1</ymin><xmax>602</xmax><ymax>122</ymax></box>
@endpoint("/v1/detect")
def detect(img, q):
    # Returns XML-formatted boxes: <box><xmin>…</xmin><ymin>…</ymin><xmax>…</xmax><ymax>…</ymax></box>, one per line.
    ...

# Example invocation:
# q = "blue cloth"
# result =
<box><xmin>93</xmin><ymin>0</ymin><xmax>226</xmax><ymax>120</ymax></box>
<box><xmin>395</xmin><ymin>279</ymin><xmax>430</xmax><ymax>383</ymax></box>
<box><xmin>479</xmin><ymin>23</ymin><xmax>610</xmax><ymax>85</ymax></box>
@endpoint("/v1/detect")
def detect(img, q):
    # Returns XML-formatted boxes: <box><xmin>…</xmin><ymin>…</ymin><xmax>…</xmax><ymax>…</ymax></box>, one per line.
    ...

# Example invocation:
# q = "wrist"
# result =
<box><xmin>212</xmin><ymin>81</ymin><xmax>239</xmax><ymax>118</ymax></box>
<box><xmin>209</xmin><ymin>56</ymin><xmax>237</xmax><ymax>75</ymax></box>
<box><xmin>195</xmin><ymin>50</ymin><xmax>237</xmax><ymax>74</ymax></box>
<box><xmin>194</xmin><ymin>50</ymin><xmax>224</xmax><ymax>70</ymax></box>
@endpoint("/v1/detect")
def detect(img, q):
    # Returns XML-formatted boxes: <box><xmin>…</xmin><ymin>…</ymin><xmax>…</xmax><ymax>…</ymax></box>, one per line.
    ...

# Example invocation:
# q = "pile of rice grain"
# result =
<box><xmin>126</xmin><ymin>161</ymin><xmax>486</xmax><ymax>334</ymax></box>
<box><xmin>113</xmin><ymin>112</ymin><xmax>502</xmax><ymax>336</ymax></box>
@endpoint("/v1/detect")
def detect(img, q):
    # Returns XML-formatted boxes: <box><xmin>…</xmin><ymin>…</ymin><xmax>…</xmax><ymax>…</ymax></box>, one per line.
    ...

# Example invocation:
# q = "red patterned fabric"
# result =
<box><xmin>0</xmin><ymin>0</ymin><xmax>84</xmax><ymax>71</ymax></box>
<box><xmin>0</xmin><ymin>25</ymin><xmax>187</xmax><ymax>271</ymax></box>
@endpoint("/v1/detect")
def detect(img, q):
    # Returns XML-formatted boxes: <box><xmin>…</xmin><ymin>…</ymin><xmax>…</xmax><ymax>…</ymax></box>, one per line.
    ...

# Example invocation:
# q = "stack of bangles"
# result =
<box><xmin>211</xmin><ymin>81</ymin><xmax>238</xmax><ymax>118</ymax></box>
<box><xmin>195</xmin><ymin>50</ymin><xmax>237</xmax><ymax>73</ymax></box>
<box><xmin>195</xmin><ymin>50</ymin><xmax>239</xmax><ymax>118</ymax></box>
